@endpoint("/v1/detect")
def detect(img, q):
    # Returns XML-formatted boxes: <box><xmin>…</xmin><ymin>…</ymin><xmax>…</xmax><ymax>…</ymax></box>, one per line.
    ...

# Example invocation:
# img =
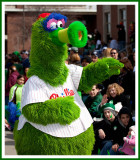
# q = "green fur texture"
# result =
<box><xmin>22</xmin><ymin>96</ymin><xmax>80</xmax><ymax>125</ymax></box>
<box><xmin>78</xmin><ymin>58</ymin><xmax>124</xmax><ymax>93</ymax></box>
<box><xmin>68</xmin><ymin>21</ymin><xmax>88</xmax><ymax>48</ymax></box>
<box><xmin>27</xmin><ymin>18</ymin><xmax>69</xmax><ymax>86</ymax></box>
<box><xmin>14</xmin><ymin>121</ymin><xmax>95</xmax><ymax>155</ymax></box>
<box><xmin>14</xmin><ymin>15</ymin><xmax>96</xmax><ymax>155</ymax></box>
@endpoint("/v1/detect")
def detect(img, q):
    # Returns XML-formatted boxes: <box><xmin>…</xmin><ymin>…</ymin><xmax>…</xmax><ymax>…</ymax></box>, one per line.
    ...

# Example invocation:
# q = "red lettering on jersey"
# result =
<box><xmin>50</xmin><ymin>94</ymin><xmax>59</xmax><ymax>99</ymax></box>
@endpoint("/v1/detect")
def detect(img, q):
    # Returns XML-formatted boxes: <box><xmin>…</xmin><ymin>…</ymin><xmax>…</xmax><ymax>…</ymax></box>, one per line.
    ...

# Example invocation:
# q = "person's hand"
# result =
<box><xmin>98</xmin><ymin>129</ymin><xmax>106</xmax><ymax>139</ymax></box>
<box><xmin>100</xmin><ymin>94</ymin><xmax>108</xmax><ymax>106</ymax></box>
<box><xmin>123</xmin><ymin>137</ymin><xmax>129</xmax><ymax>143</ymax></box>
<box><xmin>112</xmin><ymin>144</ymin><xmax>119</xmax><ymax>152</ymax></box>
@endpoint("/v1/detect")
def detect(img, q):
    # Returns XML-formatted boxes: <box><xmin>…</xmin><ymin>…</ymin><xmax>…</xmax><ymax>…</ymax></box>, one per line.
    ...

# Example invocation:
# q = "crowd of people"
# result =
<box><xmin>66</xmin><ymin>29</ymin><xmax>135</xmax><ymax>155</ymax></box>
<box><xmin>5</xmin><ymin>28</ymin><xmax>136</xmax><ymax>155</ymax></box>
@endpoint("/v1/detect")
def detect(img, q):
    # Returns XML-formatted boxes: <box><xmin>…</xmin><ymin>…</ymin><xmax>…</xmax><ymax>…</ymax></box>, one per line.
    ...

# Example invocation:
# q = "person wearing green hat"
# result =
<box><xmin>93</xmin><ymin>103</ymin><xmax>134</xmax><ymax>155</ymax></box>
<box><xmin>92</xmin><ymin>102</ymin><xmax>118</xmax><ymax>154</ymax></box>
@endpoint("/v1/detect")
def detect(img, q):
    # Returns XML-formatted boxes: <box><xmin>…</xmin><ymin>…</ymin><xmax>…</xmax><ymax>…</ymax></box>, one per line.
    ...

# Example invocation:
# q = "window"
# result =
<box><xmin>119</xmin><ymin>9</ymin><xmax>126</xmax><ymax>30</ymax></box>
<box><xmin>105</xmin><ymin>12</ymin><xmax>111</xmax><ymax>43</ymax></box>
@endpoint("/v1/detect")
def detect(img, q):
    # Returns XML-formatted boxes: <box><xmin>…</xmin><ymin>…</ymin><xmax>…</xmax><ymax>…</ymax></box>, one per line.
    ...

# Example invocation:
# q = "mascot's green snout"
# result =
<box><xmin>14</xmin><ymin>12</ymin><xmax>124</xmax><ymax>155</ymax></box>
<box><xmin>52</xmin><ymin>21</ymin><xmax>87</xmax><ymax>48</ymax></box>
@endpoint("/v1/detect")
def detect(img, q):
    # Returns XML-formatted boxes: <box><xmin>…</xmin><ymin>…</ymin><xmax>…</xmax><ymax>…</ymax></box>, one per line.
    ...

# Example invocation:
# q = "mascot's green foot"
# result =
<box><xmin>14</xmin><ymin>121</ymin><xmax>95</xmax><ymax>155</ymax></box>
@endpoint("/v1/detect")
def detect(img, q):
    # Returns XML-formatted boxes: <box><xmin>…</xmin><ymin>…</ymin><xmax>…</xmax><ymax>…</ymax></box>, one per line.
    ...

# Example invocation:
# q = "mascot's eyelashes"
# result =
<box><xmin>49</xmin><ymin>20</ymin><xmax>64</xmax><ymax>30</ymax></box>
<box><xmin>43</xmin><ymin>19</ymin><xmax>65</xmax><ymax>32</ymax></box>
<box><xmin>42</xmin><ymin>13</ymin><xmax>67</xmax><ymax>32</ymax></box>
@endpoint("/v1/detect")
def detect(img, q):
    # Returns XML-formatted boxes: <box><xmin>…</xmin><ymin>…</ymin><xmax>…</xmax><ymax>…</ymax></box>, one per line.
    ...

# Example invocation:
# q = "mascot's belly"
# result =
<box><xmin>14</xmin><ymin>121</ymin><xmax>95</xmax><ymax>155</ymax></box>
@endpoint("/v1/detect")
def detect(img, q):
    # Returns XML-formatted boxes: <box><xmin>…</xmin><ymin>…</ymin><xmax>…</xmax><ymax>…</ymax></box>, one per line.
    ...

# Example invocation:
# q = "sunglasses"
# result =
<box><xmin>111</xmin><ymin>52</ymin><xmax>117</xmax><ymax>55</ymax></box>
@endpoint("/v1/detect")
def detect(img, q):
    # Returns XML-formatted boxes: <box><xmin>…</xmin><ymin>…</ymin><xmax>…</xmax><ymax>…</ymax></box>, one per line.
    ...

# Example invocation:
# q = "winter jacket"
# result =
<box><xmin>9</xmin><ymin>84</ymin><xmax>24</xmax><ymax>107</ymax></box>
<box><xmin>84</xmin><ymin>92</ymin><xmax>103</xmax><ymax>118</ymax></box>
<box><xmin>5</xmin><ymin>71</ymin><xmax>20</xmax><ymax>96</ymax></box>
<box><xmin>94</xmin><ymin>117</ymin><xmax>119</xmax><ymax>142</ymax></box>
<box><xmin>113</xmin><ymin>107</ymin><xmax>134</xmax><ymax>146</ymax></box>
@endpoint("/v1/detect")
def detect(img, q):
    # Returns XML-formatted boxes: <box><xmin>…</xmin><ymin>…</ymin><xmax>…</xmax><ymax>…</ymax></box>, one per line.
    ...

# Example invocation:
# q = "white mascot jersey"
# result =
<box><xmin>18</xmin><ymin>64</ymin><xmax>93</xmax><ymax>138</ymax></box>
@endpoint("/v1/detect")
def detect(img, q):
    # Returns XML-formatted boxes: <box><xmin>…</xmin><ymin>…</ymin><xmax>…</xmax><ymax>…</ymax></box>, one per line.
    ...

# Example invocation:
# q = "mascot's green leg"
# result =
<box><xmin>14</xmin><ymin>121</ymin><xmax>95</xmax><ymax>155</ymax></box>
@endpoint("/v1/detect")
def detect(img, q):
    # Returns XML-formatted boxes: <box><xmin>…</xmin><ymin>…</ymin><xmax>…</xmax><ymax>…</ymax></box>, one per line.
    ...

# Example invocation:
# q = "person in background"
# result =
<box><xmin>80</xmin><ymin>55</ymin><xmax>92</xmax><ymax>102</ymax></box>
<box><xmin>119</xmin><ymin>51</ymin><xmax>128</xmax><ymax>60</ymax></box>
<box><xmin>109</xmin><ymin>37</ymin><xmax>118</xmax><ymax>50</ymax></box>
<box><xmin>103</xmin><ymin>48</ymin><xmax>112</xmax><ymax>58</ymax></box>
<box><xmin>20</xmin><ymin>50</ymin><xmax>30</xmax><ymax>70</ymax></box>
<box><xmin>5</xmin><ymin>65</ymin><xmax>20</xmax><ymax>105</ymax></box>
<box><xmin>68</xmin><ymin>47</ymin><xmax>79</xmax><ymax>61</ymax></box>
<box><xmin>11</xmin><ymin>54</ymin><xmax>24</xmax><ymax>75</ymax></box>
<box><xmin>91</xmin><ymin>51</ymin><xmax>98</xmax><ymax>63</ymax></box>
<box><xmin>68</xmin><ymin>52</ymin><xmax>81</xmax><ymax>66</ymax></box>
<box><xmin>5</xmin><ymin>54</ymin><xmax>14</xmax><ymax>69</ymax></box>
<box><xmin>117</xmin><ymin>22</ymin><xmax>126</xmax><ymax>51</ymax></box>
<box><xmin>110</xmin><ymin>48</ymin><xmax>119</xmax><ymax>60</ymax></box>
<box><xmin>100</xmin><ymin>46</ymin><xmax>107</xmax><ymax>58</ymax></box>
<box><xmin>81</xmin><ymin>55</ymin><xmax>92</xmax><ymax>67</ymax></box>
<box><xmin>84</xmin><ymin>84</ymin><xmax>103</xmax><ymax>118</ymax></box>
<box><xmin>24</xmin><ymin>67</ymin><xmax>29</xmax><ymax>83</ymax></box>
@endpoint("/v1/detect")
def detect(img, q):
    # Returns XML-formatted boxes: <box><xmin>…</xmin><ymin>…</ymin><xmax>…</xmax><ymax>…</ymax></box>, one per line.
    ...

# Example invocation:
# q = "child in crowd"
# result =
<box><xmin>84</xmin><ymin>84</ymin><xmax>103</xmax><ymax>118</ymax></box>
<box><xmin>5</xmin><ymin>75</ymin><xmax>25</xmax><ymax>130</ymax></box>
<box><xmin>9</xmin><ymin>75</ymin><xmax>25</xmax><ymax>107</ymax></box>
<box><xmin>92</xmin><ymin>102</ymin><xmax>118</xmax><ymax>154</ymax></box>
<box><xmin>100</xmin><ymin>107</ymin><xmax>134</xmax><ymax>155</ymax></box>
<box><xmin>119</xmin><ymin>125</ymin><xmax>135</xmax><ymax>155</ymax></box>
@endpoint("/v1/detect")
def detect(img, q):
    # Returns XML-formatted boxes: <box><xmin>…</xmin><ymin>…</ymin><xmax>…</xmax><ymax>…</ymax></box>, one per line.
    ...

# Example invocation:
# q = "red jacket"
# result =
<box><xmin>5</xmin><ymin>71</ymin><xmax>19</xmax><ymax>96</ymax></box>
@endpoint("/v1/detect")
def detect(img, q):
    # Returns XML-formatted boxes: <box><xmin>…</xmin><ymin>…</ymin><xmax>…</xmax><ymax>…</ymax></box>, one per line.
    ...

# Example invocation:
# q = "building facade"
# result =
<box><xmin>97</xmin><ymin>5</ymin><xmax>135</xmax><ymax>46</ymax></box>
<box><xmin>5</xmin><ymin>5</ymin><xmax>97</xmax><ymax>54</ymax></box>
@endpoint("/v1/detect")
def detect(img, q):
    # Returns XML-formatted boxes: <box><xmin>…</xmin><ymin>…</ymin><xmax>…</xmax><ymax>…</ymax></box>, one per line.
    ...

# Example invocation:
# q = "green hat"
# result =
<box><xmin>100</xmin><ymin>101</ymin><xmax>115</xmax><ymax>113</ymax></box>
<box><xmin>13</xmin><ymin>51</ymin><xmax>20</xmax><ymax>56</ymax></box>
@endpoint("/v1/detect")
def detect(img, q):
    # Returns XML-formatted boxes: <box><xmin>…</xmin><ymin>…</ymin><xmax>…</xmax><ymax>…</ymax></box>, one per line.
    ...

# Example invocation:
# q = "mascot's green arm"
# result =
<box><xmin>78</xmin><ymin>58</ymin><xmax>124</xmax><ymax>93</ymax></box>
<box><xmin>22</xmin><ymin>96</ymin><xmax>80</xmax><ymax>125</ymax></box>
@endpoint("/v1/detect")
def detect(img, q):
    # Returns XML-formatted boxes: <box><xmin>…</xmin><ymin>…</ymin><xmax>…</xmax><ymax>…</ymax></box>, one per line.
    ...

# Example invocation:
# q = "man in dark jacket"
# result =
<box><xmin>84</xmin><ymin>84</ymin><xmax>103</xmax><ymax>118</ymax></box>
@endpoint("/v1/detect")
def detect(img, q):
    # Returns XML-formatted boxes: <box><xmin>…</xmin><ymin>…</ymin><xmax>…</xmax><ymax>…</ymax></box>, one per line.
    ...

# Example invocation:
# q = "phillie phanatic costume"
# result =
<box><xmin>14</xmin><ymin>12</ymin><xmax>123</xmax><ymax>155</ymax></box>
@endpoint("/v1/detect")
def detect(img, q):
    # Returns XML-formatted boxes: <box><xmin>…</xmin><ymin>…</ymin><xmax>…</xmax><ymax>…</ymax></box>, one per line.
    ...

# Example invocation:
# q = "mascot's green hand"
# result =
<box><xmin>57</xmin><ymin>96</ymin><xmax>80</xmax><ymax>125</ymax></box>
<box><xmin>101</xmin><ymin>58</ymin><xmax>124</xmax><ymax>77</ymax></box>
<box><xmin>22</xmin><ymin>96</ymin><xmax>80</xmax><ymax>126</ymax></box>
<box><xmin>78</xmin><ymin>57</ymin><xmax>124</xmax><ymax>93</ymax></box>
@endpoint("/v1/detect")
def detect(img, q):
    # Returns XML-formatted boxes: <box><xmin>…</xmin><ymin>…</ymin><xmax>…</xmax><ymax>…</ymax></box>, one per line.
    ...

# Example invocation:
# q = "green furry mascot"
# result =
<box><xmin>13</xmin><ymin>13</ymin><xmax>123</xmax><ymax>155</ymax></box>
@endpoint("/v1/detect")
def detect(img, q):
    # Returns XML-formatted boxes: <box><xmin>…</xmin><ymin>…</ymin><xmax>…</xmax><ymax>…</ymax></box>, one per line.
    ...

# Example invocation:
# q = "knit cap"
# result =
<box><xmin>100</xmin><ymin>101</ymin><xmax>116</xmax><ymax>116</ymax></box>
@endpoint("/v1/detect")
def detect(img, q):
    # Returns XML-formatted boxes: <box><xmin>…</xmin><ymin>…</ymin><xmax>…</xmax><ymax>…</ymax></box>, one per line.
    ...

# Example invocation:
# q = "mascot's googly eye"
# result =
<box><xmin>50</xmin><ymin>22</ymin><xmax>57</xmax><ymax>29</ymax></box>
<box><xmin>57</xmin><ymin>21</ymin><xmax>63</xmax><ymax>28</ymax></box>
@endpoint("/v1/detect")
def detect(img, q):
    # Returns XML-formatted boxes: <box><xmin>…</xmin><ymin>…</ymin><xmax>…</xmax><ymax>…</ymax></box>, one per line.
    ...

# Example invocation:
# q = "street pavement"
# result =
<box><xmin>5</xmin><ymin>130</ymin><xmax>17</xmax><ymax>155</ymax></box>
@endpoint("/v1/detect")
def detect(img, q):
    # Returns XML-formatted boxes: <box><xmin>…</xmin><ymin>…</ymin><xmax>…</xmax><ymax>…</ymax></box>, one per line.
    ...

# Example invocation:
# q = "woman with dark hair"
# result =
<box><xmin>9</xmin><ymin>75</ymin><xmax>25</xmax><ymax>107</ymax></box>
<box><xmin>5</xmin><ymin>65</ymin><xmax>20</xmax><ymax>105</ymax></box>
